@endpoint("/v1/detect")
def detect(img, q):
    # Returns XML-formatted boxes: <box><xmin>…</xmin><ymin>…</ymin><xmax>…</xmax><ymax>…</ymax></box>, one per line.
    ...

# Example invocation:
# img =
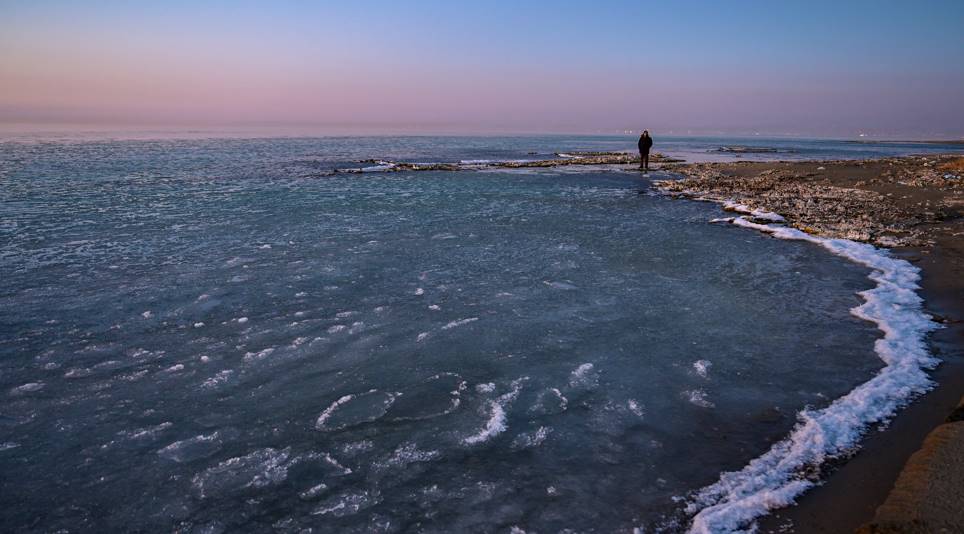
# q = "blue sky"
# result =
<box><xmin>2</xmin><ymin>0</ymin><xmax>963</xmax><ymax>136</ymax></box>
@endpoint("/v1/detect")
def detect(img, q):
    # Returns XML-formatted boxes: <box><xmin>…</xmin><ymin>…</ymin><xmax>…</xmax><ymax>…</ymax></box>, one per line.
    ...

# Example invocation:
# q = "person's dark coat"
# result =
<box><xmin>638</xmin><ymin>134</ymin><xmax>653</xmax><ymax>153</ymax></box>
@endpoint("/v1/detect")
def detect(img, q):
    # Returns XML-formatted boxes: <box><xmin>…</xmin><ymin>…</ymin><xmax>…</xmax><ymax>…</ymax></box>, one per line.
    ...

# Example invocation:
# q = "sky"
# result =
<box><xmin>2</xmin><ymin>0</ymin><xmax>963</xmax><ymax>137</ymax></box>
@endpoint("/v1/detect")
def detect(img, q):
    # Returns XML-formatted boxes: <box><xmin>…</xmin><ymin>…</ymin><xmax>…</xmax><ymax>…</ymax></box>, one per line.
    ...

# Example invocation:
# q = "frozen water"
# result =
<box><xmin>684</xmin><ymin>214</ymin><xmax>938</xmax><ymax>533</ymax></box>
<box><xmin>0</xmin><ymin>136</ymin><xmax>926</xmax><ymax>532</ymax></box>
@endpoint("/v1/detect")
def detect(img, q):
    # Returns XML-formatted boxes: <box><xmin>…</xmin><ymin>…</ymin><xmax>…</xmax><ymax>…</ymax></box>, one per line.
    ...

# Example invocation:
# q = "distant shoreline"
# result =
<box><xmin>843</xmin><ymin>139</ymin><xmax>964</xmax><ymax>146</ymax></box>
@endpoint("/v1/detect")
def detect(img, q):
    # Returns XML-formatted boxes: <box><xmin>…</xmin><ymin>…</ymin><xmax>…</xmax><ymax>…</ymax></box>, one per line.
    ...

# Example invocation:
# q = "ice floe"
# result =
<box><xmin>9</xmin><ymin>382</ymin><xmax>44</xmax><ymax>395</ymax></box>
<box><xmin>158</xmin><ymin>432</ymin><xmax>223</xmax><ymax>463</ymax></box>
<box><xmin>510</xmin><ymin>426</ymin><xmax>551</xmax><ymax>450</ymax></box>
<box><xmin>385</xmin><ymin>373</ymin><xmax>465</xmax><ymax>421</ymax></box>
<box><xmin>682</xmin><ymin>389</ymin><xmax>715</xmax><ymax>409</ymax></box>
<box><xmin>316</xmin><ymin>390</ymin><xmax>398</xmax><ymax>431</ymax></box>
<box><xmin>192</xmin><ymin>447</ymin><xmax>292</xmax><ymax>499</ymax></box>
<box><xmin>693</xmin><ymin>360</ymin><xmax>712</xmax><ymax>379</ymax></box>
<box><xmin>568</xmin><ymin>363</ymin><xmax>599</xmax><ymax>389</ymax></box>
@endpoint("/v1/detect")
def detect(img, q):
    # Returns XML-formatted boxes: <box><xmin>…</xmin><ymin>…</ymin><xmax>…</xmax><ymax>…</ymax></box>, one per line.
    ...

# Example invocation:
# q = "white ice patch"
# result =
<box><xmin>568</xmin><ymin>363</ymin><xmax>598</xmax><ymax>389</ymax></box>
<box><xmin>627</xmin><ymin>399</ymin><xmax>645</xmax><ymax>418</ymax></box>
<box><xmin>63</xmin><ymin>367</ymin><xmax>92</xmax><ymax>378</ymax></box>
<box><xmin>9</xmin><ymin>382</ymin><xmax>44</xmax><ymax>395</ymax></box>
<box><xmin>299</xmin><ymin>482</ymin><xmax>329</xmax><ymax>500</ymax></box>
<box><xmin>121</xmin><ymin>422</ymin><xmax>173</xmax><ymax>441</ymax></box>
<box><xmin>511</xmin><ymin>426</ymin><xmax>552</xmax><ymax>450</ymax></box>
<box><xmin>693</xmin><ymin>360</ymin><xmax>712</xmax><ymax>379</ymax></box>
<box><xmin>463</xmin><ymin>404</ymin><xmax>507</xmax><ymax>446</ymax></box>
<box><xmin>685</xmin><ymin>215</ymin><xmax>939</xmax><ymax>534</ymax></box>
<box><xmin>202</xmin><ymin>370</ymin><xmax>234</xmax><ymax>389</ymax></box>
<box><xmin>543</xmin><ymin>280</ymin><xmax>578</xmax><ymax>290</ymax></box>
<box><xmin>373</xmin><ymin>443</ymin><xmax>441</xmax><ymax>471</ymax></box>
<box><xmin>393</xmin><ymin>373</ymin><xmax>466</xmax><ymax>421</ymax></box>
<box><xmin>158</xmin><ymin>432</ymin><xmax>223</xmax><ymax>462</ymax></box>
<box><xmin>682</xmin><ymin>389</ymin><xmax>715</xmax><ymax>409</ymax></box>
<box><xmin>312</xmin><ymin>490</ymin><xmax>381</xmax><ymax>517</ymax></box>
<box><xmin>340</xmin><ymin>440</ymin><xmax>374</xmax><ymax>456</ymax></box>
<box><xmin>360</xmin><ymin>162</ymin><xmax>396</xmax><ymax>172</ymax></box>
<box><xmin>528</xmin><ymin>387</ymin><xmax>569</xmax><ymax>416</ymax></box>
<box><xmin>722</xmin><ymin>200</ymin><xmax>785</xmax><ymax>222</ymax></box>
<box><xmin>316</xmin><ymin>390</ymin><xmax>398</xmax><ymax>431</ymax></box>
<box><xmin>192</xmin><ymin>447</ymin><xmax>291</xmax><ymax>499</ymax></box>
<box><xmin>475</xmin><ymin>382</ymin><xmax>496</xmax><ymax>394</ymax></box>
<box><xmin>243</xmin><ymin>347</ymin><xmax>275</xmax><ymax>362</ymax></box>
<box><xmin>442</xmin><ymin>317</ymin><xmax>478</xmax><ymax>330</ymax></box>
<box><xmin>463</xmin><ymin>378</ymin><xmax>527</xmax><ymax>445</ymax></box>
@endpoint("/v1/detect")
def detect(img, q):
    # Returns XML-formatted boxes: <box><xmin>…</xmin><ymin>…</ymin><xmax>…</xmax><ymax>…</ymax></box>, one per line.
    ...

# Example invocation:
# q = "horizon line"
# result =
<box><xmin>2</xmin><ymin>121</ymin><xmax>963</xmax><ymax>142</ymax></box>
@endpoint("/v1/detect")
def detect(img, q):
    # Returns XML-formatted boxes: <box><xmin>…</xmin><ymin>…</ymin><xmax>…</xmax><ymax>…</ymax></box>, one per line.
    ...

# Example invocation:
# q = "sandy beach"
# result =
<box><xmin>654</xmin><ymin>155</ymin><xmax>964</xmax><ymax>532</ymax></box>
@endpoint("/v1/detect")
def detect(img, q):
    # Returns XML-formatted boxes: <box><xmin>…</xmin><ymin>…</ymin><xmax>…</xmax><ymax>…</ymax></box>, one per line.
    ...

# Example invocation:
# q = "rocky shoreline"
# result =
<box><xmin>329</xmin><ymin>151</ymin><xmax>683</xmax><ymax>174</ymax></box>
<box><xmin>654</xmin><ymin>155</ymin><xmax>963</xmax><ymax>248</ymax></box>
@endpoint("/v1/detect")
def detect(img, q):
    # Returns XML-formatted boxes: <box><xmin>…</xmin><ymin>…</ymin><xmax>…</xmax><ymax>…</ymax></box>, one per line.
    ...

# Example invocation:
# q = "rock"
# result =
<box><xmin>857</xmin><ymin>421</ymin><xmax>964</xmax><ymax>533</ymax></box>
<box><xmin>946</xmin><ymin>396</ymin><xmax>964</xmax><ymax>424</ymax></box>
<box><xmin>652</xmin><ymin>155</ymin><xmax>964</xmax><ymax>247</ymax></box>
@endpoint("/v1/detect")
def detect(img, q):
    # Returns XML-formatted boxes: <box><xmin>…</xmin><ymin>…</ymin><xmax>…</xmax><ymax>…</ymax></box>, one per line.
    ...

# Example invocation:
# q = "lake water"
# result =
<box><xmin>0</xmin><ymin>135</ymin><xmax>954</xmax><ymax>532</ymax></box>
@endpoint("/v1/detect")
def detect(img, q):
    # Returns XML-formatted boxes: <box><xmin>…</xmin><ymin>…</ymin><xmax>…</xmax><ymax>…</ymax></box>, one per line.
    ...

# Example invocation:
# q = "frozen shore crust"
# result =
<box><xmin>683</xmin><ymin>207</ymin><xmax>940</xmax><ymax>533</ymax></box>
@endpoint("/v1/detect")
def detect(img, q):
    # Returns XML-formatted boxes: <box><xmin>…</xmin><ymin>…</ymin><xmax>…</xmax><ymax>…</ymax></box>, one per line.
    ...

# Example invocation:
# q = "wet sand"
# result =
<box><xmin>653</xmin><ymin>156</ymin><xmax>964</xmax><ymax>532</ymax></box>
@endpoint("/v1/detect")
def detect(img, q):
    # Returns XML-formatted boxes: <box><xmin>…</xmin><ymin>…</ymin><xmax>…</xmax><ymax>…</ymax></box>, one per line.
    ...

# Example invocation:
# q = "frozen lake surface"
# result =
<box><xmin>0</xmin><ymin>136</ymin><xmax>938</xmax><ymax>531</ymax></box>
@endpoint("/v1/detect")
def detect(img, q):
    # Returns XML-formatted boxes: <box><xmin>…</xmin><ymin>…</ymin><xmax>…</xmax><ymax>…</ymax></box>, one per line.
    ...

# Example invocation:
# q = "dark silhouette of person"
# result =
<box><xmin>638</xmin><ymin>130</ymin><xmax>653</xmax><ymax>170</ymax></box>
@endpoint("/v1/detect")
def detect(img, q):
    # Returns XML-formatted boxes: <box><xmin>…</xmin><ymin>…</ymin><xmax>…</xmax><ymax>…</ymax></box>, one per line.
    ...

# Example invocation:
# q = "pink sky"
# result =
<box><xmin>3</xmin><ymin>2</ymin><xmax>963</xmax><ymax>137</ymax></box>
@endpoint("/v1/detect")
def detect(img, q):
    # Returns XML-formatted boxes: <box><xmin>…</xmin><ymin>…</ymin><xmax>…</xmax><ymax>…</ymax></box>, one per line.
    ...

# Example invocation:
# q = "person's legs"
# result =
<box><xmin>639</xmin><ymin>151</ymin><xmax>645</xmax><ymax>169</ymax></box>
<box><xmin>643</xmin><ymin>152</ymin><xmax>649</xmax><ymax>170</ymax></box>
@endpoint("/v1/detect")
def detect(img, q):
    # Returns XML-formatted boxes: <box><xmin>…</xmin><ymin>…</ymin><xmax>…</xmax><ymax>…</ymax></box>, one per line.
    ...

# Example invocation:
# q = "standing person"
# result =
<box><xmin>638</xmin><ymin>130</ymin><xmax>653</xmax><ymax>171</ymax></box>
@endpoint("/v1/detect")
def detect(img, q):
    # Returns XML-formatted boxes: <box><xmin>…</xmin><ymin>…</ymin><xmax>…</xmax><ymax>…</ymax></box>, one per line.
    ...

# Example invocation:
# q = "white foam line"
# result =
<box><xmin>684</xmin><ymin>215</ymin><xmax>939</xmax><ymax>533</ymax></box>
<box><xmin>722</xmin><ymin>200</ymin><xmax>785</xmax><ymax>222</ymax></box>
